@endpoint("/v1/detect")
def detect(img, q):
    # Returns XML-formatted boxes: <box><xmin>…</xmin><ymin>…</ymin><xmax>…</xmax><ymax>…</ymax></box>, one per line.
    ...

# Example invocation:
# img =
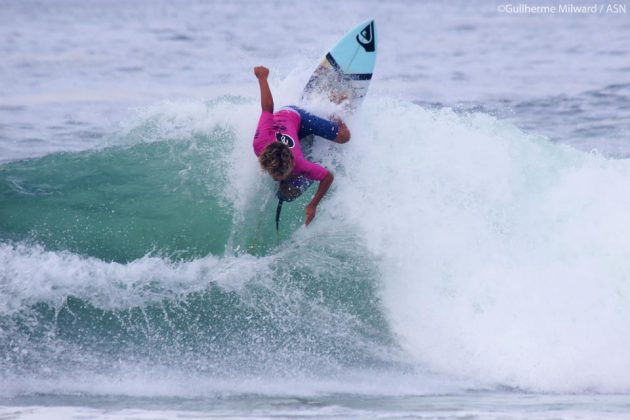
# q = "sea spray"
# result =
<box><xmin>334</xmin><ymin>98</ymin><xmax>630</xmax><ymax>392</ymax></box>
<box><xmin>3</xmin><ymin>94</ymin><xmax>630</xmax><ymax>396</ymax></box>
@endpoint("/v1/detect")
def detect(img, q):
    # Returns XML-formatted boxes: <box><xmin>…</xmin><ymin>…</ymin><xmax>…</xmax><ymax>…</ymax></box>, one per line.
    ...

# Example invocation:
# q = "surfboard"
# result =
<box><xmin>274</xmin><ymin>19</ymin><xmax>377</xmax><ymax>231</ymax></box>
<box><xmin>303</xmin><ymin>19</ymin><xmax>377</xmax><ymax>110</ymax></box>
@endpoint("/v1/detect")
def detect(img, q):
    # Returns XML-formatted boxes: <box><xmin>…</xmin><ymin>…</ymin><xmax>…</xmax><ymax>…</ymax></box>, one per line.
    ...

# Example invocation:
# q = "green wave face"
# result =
<box><xmin>1</xmin><ymin>130</ymin><xmax>235</xmax><ymax>262</ymax></box>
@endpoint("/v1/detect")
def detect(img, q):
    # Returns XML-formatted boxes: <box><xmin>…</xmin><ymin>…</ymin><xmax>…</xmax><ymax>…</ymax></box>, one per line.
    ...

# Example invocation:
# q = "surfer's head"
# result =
<box><xmin>259</xmin><ymin>142</ymin><xmax>294</xmax><ymax>181</ymax></box>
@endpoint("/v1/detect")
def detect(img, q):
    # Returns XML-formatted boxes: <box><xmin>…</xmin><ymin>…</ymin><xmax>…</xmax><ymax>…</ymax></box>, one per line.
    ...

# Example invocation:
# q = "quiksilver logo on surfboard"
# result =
<box><xmin>356</xmin><ymin>21</ymin><xmax>375</xmax><ymax>52</ymax></box>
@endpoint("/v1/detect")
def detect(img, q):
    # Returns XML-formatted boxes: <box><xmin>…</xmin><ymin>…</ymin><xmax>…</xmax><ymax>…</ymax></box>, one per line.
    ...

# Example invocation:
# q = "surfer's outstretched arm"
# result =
<box><xmin>254</xmin><ymin>66</ymin><xmax>274</xmax><ymax>113</ymax></box>
<box><xmin>305</xmin><ymin>172</ymin><xmax>334</xmax><ymax>226</ymax></box>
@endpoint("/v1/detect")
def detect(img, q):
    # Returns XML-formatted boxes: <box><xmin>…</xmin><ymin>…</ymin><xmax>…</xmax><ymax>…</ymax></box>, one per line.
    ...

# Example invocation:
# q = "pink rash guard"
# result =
<box><xmin>253</xmin><ymin>110</ymin><xmax>329</xmax><ymax>181</ymax></box>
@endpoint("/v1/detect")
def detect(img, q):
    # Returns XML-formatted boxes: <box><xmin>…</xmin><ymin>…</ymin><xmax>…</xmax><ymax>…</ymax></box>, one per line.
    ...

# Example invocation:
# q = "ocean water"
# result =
<box><xmin>2</xmin><ymin>0</ymin><xmax>630</xmax><ymax>418</ymax></box>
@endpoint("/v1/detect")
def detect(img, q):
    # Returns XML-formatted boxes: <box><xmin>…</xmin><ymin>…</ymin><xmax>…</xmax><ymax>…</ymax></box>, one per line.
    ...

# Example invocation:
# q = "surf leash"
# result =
<box><xmin>274</xmin><ymin>176</ymin><xmax>314</xmax><ymax>236</ymax></box>
<box><xmin>275</xmin><ymin>199</ymin><xmax>284</xmax><ymax>233</ymax></box>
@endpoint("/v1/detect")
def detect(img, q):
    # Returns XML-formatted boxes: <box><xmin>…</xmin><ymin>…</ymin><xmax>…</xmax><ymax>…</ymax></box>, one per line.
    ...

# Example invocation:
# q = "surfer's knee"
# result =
<box><xmin>335</xmin><ymin>121</ymin><xmax>351</xmax><ymax>144</ymax></box>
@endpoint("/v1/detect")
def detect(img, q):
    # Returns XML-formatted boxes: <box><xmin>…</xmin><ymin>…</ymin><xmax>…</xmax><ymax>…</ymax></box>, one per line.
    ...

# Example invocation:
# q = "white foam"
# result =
<box><xmin>0</xmin><ymin>243</ymin><xmax>269</xmax><ymax>314</ymax></box>
<box><xmin>327</xmin><ymin>98</ymin><xmax>630</xmax><ymax>392</ymax></box>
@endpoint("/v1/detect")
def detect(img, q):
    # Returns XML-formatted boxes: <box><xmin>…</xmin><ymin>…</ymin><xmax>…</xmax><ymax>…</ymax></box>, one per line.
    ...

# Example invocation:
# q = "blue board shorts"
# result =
<box><xmin>283</xmin><ymin>106</ymin><xmax>339</xmax><ymax>141</ymax></box>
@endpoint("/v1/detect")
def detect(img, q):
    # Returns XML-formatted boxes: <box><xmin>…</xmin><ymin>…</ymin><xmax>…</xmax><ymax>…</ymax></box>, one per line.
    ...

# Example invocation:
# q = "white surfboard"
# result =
<box><xmin>303</xmin><ymin>19</ymin><xmax>377</xmax><ymax>110</ymax></box>
<box><xmin>274</xmin><ymin>20</ymin><xmax>378</xmax><ymax>231</ymax></box>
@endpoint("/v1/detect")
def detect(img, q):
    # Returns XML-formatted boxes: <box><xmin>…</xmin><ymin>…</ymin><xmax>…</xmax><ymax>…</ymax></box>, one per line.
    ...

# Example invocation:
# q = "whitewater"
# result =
<box><xmin>2</xmin><ymin>0</ymin><xmax>630</xmax><ymax>418</ymax></box>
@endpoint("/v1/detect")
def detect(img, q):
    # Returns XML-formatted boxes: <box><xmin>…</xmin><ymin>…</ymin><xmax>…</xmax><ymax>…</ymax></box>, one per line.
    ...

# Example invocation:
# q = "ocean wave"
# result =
<box><xmin>3</xmin><ymin>93</ymin><xmax>630</xmax><ymax>393</ymax></box>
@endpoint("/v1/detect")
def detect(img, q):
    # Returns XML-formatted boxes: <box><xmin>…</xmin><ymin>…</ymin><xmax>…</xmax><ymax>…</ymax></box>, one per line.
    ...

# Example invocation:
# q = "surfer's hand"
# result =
<box><xmin>305</xmin><ymin>203</ymin><xmax>316</xmax><ymax>226</ymax></box>
<box><xmin>254</xmin><ymin>66</ymin><xmax>269</xmax><ymax>80</ymax></box>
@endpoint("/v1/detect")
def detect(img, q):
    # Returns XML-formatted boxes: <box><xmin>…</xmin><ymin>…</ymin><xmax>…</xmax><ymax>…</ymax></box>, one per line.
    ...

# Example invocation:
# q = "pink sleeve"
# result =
<box><xmin>296</xmin><ymin>158</ymin><xmax>329</xmax><ymax>181</ymax></box>
<box><xmin>253</xmin><ymin>111</ymin><xmax>274</xmax><ymax>155</ymax></box>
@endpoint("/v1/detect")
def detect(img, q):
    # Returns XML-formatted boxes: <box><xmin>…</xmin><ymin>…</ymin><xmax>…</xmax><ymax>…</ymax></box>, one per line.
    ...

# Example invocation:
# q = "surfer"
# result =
<box><xmin>253</xmin><ymin>65</ymin><xmax>350</xmax><ymax>226</ymax></box>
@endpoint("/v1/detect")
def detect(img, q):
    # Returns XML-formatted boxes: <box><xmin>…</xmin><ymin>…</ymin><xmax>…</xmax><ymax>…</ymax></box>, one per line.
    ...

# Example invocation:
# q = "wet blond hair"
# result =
<box><xmin>259</xmin><ymin>142</ymin><xmax>294</xmax><ymax>180</ymax></box>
